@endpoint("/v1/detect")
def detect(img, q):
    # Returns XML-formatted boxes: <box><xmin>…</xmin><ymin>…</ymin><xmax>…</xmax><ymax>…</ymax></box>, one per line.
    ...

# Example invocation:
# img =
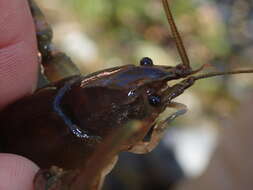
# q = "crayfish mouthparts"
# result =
<box><xmin>161</xmin><ymin>77</ymin><xmax>195</xmax><ymax>105</ymax></box>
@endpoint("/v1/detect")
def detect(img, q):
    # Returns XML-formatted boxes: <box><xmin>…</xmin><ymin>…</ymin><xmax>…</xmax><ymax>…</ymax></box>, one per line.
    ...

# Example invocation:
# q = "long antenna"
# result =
<box><xmin>162</xmin><ymin>0</ymin><xmax>191</xmax><ymax>69</ymax></box>
<box><xmin>166</xmin><ymin>69</ymin><xmax>253</xmax><ymax>102</ymax></box>
<box><xmin>193</xmin><ymin>69</ymin><xmax>253</xmax><ymax>80</ymax></box>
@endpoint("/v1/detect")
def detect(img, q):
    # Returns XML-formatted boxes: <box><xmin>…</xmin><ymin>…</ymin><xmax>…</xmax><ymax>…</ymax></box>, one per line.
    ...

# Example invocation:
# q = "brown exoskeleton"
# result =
<box><xmin>1</xmin><ymin>0</ymin><xmax>253</xmax><ymax>189</ymax></box>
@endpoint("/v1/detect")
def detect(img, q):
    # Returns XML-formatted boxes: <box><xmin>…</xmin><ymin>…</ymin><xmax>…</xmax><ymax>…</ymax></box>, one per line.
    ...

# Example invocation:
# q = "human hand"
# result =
<box><xmin>0</xmin><ymin>0</ymin><xmax>39</xmax><ymax>189</ymax></box>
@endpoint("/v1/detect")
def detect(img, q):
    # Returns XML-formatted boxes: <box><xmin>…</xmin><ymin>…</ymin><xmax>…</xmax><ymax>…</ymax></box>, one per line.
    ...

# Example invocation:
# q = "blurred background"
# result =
<box><xmin>35</xmin><ymin>0</ymin><xmax>253</xmax><ymax>189</ymax></box>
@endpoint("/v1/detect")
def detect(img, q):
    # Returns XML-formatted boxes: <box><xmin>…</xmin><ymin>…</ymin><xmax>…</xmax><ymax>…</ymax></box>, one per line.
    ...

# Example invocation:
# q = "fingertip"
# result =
<box><xmin>0</xmin><ymin>0</ymin><xmax>38</xmax><ymax>109</ymax></box>
<box><xmin>0</xmin><ymin>0</ymin><xmax>37</xmax><ymax>47</ymax></box>
<box><xmin>0</xmin><ymin>153</ymin><xmax>39</xmax><ymax>190</ymax></box>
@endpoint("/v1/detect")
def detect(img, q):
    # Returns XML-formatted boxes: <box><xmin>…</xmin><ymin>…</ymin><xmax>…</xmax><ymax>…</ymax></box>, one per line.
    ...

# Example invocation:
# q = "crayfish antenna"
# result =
<box><xmin>162</xmin><ymin>0</ymin><xmax>253</xmax><ymax>81</ymax></box>
<box><xmin>162</xmin><ymin>0</ymin><xmax>191</xmax><ymax>69</ymax></box>
<box><xmin>192</xmin><ymin>69</ymin><xmax>253</xmax><ymax>81</ymax></box>
<box><xmin>189</xmin><ymin>64</ymin><xmax>210</xmax><ymax>75</ymax></box>
<box><xmin>164</xmin><ymin>69</ymin><xmax>253</xmax><ymax>102</ymax></box>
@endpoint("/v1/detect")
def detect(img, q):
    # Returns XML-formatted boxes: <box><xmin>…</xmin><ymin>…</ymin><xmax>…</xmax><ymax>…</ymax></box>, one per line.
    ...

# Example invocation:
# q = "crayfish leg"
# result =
<box><xmin>28</xmin><ymin>0</ymin><xmax>80</xmax><ymax>82</ymax></box>
<box><xmin>34</xmin><ymin>166</ymin><xmax>79</xmax><ymax>190</ymax></box>
<box><xmin>97</xmin><ymin>156</ymin><xmax>118</xmax><ymax>190</ymax></box>
<box><xmin>129</xmin><ymin>102</ymin><xmax>187</xmax><ymax>154</ymax></box>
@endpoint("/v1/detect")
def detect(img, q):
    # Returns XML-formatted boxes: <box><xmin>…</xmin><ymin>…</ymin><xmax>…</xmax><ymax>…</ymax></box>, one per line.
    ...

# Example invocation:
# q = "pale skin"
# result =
<box><xmin>0</xmin><ymin>0</ymin><xmax>39</xmax><ymax>189</ymax></box>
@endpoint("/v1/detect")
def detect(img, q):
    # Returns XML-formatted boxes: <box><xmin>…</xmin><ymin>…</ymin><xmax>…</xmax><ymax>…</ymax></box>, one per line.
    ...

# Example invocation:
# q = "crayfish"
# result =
<box><xmin>0</xmin><ymin>0</ymin><xmax>252</xmax><ymax>189</ymax></box>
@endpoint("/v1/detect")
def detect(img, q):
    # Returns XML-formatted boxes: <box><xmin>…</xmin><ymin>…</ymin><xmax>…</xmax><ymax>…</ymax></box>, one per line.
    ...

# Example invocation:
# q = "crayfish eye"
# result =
<box><xmin>140</xmin><ymin>57</ymin><xmax>153</xmax><ymax>66</ymax></box>
<box><xmin>148</xmin><ymin>95</ymin><xmax>161</xmax><ymax>106</ymax></box>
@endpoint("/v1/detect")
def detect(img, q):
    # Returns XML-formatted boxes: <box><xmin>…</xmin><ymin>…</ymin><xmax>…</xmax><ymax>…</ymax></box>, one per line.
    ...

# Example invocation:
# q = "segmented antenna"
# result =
<box><xmin>193</xmin><ymin>69</ymin><xmax>253</xmax><ymax>80</ymax></box>
<box><xmin>162</xmin><ymin>0</ymin><xmax>191</xmax><ymax>69</ymax></box>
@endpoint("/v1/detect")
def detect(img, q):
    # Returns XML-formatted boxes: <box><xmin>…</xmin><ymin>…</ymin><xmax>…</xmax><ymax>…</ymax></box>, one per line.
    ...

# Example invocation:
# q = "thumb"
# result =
<box><xmin>0</xmin><ymin>153</ymin><xmax>39</xmax><ymax>190</ymax></box>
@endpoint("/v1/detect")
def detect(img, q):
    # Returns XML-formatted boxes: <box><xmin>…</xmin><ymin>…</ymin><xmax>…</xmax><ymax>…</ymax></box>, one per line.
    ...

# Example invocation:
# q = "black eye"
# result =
<box><xmin>148</xmin><ymin>95</ymin><xmax>161</xmax><ymax>106</ymax></box>
<box><xmin>140</xmin><ymin>57</ymin><xmax>153</xmax><ymax>66</ymax></box>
